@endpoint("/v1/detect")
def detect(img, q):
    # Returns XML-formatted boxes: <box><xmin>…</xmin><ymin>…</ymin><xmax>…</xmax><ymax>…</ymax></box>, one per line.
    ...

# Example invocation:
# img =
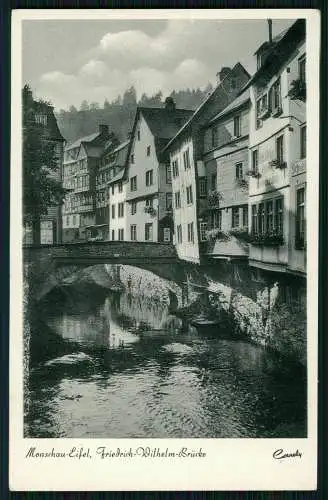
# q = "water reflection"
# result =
<box><xmin>26</xmin><ymin>288</ymin><xmax>307</xmax><ymax>439</ymax></box>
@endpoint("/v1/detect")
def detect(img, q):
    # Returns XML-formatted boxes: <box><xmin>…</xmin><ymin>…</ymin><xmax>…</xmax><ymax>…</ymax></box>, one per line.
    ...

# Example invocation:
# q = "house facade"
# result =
<box><xmin>202</xmin><ymin>91</ymin><xmax>250</xmax><ymax>260</ymax></box>
<box><xmin>125</xmin><ymin>99</ymin><xmax>192</xmax><ymax>243</ymax></box>
<box><xmin>165</xmin><ymin>64</ymin><xmax>251</xmax><ymax>264</ymax></box>
<box><xmin>23</xmin><ymin>90</ymin><xmax>65</xmax><ymax>245</ymax></box>
<box><xmin>106</xmin><ymin>141</ymin><xmax>130</xmax><ymax>242</ymax></box>
<box><xmin>62</xmin><ymin>125</ymin><xmax>110</xmax><ymax>243</ymax></box>
<box><xmin>247</xmin><ymin>19</ymin><xmax>306</xmax><ymax>276</ymax></box>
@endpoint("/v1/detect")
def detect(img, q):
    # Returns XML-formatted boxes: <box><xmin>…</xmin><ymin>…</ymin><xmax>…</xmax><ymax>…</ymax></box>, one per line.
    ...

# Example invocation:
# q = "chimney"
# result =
<box><xmin>216</xmin><ymin>67</ymin><xmax>231</xmax><ymax>84</ymax></box>
<box><xmin>268</xmin><ymin>19</ymin><xmax>273</xmax><ymax>43</ymax></box>
<box><xmin>99</xmin><ymin>124</ymin><xmax>109</xmax><ymax>135</ymax></box>
<box><xmin>164</xmin><ymin>97</ymin><xmax>176</xmax><ymax>111</ymax></box>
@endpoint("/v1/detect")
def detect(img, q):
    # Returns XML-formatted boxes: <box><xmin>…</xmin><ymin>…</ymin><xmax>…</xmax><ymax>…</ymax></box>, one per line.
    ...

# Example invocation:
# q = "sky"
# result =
<box><xmin>22</xmin><ymin>18</ymin><xmax>296</xmax><ymax>111</ymax></box>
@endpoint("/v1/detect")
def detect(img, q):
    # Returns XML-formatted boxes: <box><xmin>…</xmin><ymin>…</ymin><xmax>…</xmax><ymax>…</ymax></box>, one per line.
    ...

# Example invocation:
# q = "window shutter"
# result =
<box><xmin>268</xmin><ymin>87</ymin><xmax>273</xmax><ymax>112</ymax></box>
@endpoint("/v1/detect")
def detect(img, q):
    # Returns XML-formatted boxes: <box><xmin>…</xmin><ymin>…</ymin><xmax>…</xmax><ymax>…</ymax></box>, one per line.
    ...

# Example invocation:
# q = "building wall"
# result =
<box><xmin>126</xmin><ymin>195</ymin><xmax>159</xmax><ymax>242</ymax></box>
<box><xmin>171</xmin><ymin>137</ymin><xmax>200</xmax><ymax>263</ymax></box>
<box><xmin>248</xmin><ymin>40</ymin><xmax>306</xmax><ymax>273</ymax></box>
<box><xmin>204</xmin><ymin>106</ymin><xmax>249</xmax><ymax>154</ymax></box>
<box><xmin>126</xmin><ymin>114</ymin><xmax>159</xmax><ymax>202</ymax></box>
<box><xmin>109</xmin><ymin>180</ymin><xmax>127</xmax><ymax>241</ymax></box>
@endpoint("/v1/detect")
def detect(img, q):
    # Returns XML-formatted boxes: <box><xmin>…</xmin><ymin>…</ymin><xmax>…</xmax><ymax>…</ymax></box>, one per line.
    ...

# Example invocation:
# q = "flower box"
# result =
<box><xmin>269</xmin><ymin>159</ymin><xmax>287</xmax><ymax>169</ymax></box>
<box><xmin>144</xmin><ymin>206</ymin><xmax>157</xmax><ymax>217</ymax></box>
<box><xmin>288</xmin><ymin>79</ymin><xmax>306</xmax><ymax>102</ymax></box>
<box><xmin>235</xmin><ymin>178</ymin><xmax>249</xmax><ymax>189</ymax></box>
<box><xmin>250</xmin><ymin>232</ymin><xmax>284</xmax><ymax>247</ymax></box>
<box><xmin>246</xmin><ymin>169</ymin><xmax>261</xmax><ymax>179</ymax></box>
<box><xmin>207</xmin><ymin>190</ymin><xmax>223</xmax><ymax>208</ymax></box>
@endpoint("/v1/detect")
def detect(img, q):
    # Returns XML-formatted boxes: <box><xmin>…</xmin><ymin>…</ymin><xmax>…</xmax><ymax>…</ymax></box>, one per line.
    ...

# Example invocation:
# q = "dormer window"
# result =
<box><xmin>271</xmin><ymin>78</ymin><xmax>282</xmax><ymax>116</ymax></box>
<box><xmin>256</xmin><ymin>93</ymin><xmax>269</xmax><ymax>127</ymax></box>
<box><xmin>35</xmin><ymin>114</ymin><xmax>47</xmax><ymax>126</ymax></box>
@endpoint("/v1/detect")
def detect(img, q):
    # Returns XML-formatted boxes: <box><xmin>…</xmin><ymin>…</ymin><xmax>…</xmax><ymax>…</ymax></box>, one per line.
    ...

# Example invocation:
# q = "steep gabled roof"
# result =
<box><xmin>242</xmin><ymin>19</ymin><xmax>305</xmax><ymax>91</ymax></box>
<box><xmin>126</xmin><ymin>105</ymin><xmax>193</xmax><ymax>164</ymax></box>
<box><xmin>206</xmin><ymin>90</ymin><xmax>250</xmax><ymax>126</ymax></box>
<box><xmin>140</xmin><ymin>107</ymin><xmax>193</xmax><ymax>140</ymax></box>
<box><xmin>66</xmin><ymin>131</ymin><xmax>99</xmax><ymax>150</ymax></box>
<box><xmin>162</xmin><ymin>62</ymin><xmax>250</xmax><ymax>152</ymax></box>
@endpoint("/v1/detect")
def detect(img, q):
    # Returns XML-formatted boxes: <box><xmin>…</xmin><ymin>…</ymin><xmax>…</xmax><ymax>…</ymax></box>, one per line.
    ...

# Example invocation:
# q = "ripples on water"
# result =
<box><xmin>26</xmin><ymin>288</ymin><xmax>307</xmax><ymax>439</ymax></box>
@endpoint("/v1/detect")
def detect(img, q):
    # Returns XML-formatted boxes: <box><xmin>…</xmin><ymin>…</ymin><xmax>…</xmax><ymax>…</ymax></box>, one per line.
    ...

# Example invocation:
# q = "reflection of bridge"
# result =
<box><xmin>23</xmin><ymin>242</ymin><xmax>191</xmax><ymax>302</ymax></box>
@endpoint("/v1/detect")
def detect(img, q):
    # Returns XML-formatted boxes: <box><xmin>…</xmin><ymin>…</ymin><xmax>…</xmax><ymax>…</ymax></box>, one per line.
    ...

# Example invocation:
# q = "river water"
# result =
<box><xmin>26</xmin><ymin>286</ymin><xmax>307</xmax><ymax>438</ymax></box>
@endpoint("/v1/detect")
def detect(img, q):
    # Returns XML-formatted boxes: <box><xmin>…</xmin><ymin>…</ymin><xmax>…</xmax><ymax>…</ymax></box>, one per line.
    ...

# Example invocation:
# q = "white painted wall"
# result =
<box><xmin>171</xmin><ymin>136</ymin><xmax>200</xmax><ymax>263</ymax></box>
<box><xmin>109</xmin><ymin>180</ymin><xmax>127</xmax><ymax>241</ymax></box>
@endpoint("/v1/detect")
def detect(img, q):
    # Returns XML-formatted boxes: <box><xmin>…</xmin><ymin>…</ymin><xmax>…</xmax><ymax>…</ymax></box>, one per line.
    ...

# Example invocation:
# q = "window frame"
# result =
<box><xmin>145</xmin><ymin>169</ymin><xmax>154</xmax><ymax>187</ymax></box>
<box><xmin>130</xmin><ymin>224</ymin><xmax>137</xmax><ymax>241</ymax></box>
<box><xmin>296</xmin><ymin>187</ymin><xmax>306</xmax><ymax>249</ymax></box>
<box><xmin>235</xmin><ymin>162</ymin><xmax>243</xmax><ymax>180</ymax></box>
<box><xmin>233</xmin><ymin>115</ymin><xmax>241</xmax><ymax>138</ymax></box>
<box><xmin>300</xmin><ymin>124</ymin><xmax>306</xmax><ymax>159</ymax></box>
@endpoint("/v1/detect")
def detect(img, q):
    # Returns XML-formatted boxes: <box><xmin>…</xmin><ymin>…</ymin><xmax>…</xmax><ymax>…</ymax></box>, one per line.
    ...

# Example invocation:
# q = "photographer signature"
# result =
<box><xmin>273</xmin><ymin>449</ymin><xmax>302</xmax><ymax>460</ymax></box>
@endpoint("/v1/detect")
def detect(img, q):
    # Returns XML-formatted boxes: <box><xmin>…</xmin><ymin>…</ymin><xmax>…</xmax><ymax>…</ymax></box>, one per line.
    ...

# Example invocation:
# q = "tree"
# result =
<box><xmin>69</xmin><ymin>105</ymin><xmax>77</xmax><ymax>113</ymax></box>
<box><xmin>103</xmin><ymin>98</ymin><xmax>110</xmax><ymax>109</ymax></box>
<box><xmin>80</xmin><ymin>100</ymin><xmax>89</xmax><ymax>111</ymax></box>
<box><xmin>22</xmin><ymin>84</ymin><xmax>67</xmax><ymax>244</ymax></box>
<box><xmin>122</xmin><ymin>86</ymin><xmax>137</xmax><ymax>108</ymax></box>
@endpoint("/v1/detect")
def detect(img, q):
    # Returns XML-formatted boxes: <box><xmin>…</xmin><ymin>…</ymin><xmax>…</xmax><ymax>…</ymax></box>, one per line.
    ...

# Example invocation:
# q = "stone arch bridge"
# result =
<box><xmin>23</xmin><ymin>241</ymin><xmax>204</xmax><ymax>304</ymax></box>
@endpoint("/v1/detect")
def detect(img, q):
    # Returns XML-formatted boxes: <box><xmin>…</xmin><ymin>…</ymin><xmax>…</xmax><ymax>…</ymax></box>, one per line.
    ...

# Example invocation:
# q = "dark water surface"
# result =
<box><xmin>26</xmin><ymin>287</ymin><xmax>307</xmax><ymax>438</ymax></box>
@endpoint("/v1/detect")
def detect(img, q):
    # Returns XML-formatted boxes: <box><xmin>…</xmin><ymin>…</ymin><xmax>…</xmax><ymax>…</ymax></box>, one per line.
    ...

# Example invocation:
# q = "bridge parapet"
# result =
<box><xmin>24</xmin><ymin>241</ymin><xmax>178</xmax><ymax>264</ymax></box>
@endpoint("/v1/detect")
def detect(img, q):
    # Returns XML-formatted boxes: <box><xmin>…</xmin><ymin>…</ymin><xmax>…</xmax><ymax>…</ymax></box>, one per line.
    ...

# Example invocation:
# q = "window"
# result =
<box><xmin>199</xmin><ymin>222</ymin><xmax>207</xmax><ymax>242</ymax></box>
<box><xmin>166</xmin><ymin>193</ymin><xmax>173</xmax><ymax>210</ymax></box>
<box><xmin>258</xmin><ymin>203</ymin><xmax>265</xmax><ymax>234</ymax></box>
<box><xmin>111</xmin><ymin>204</ymin><xmax>115</xmax><ymax>219</ymax></box>
<box><xmin>146</xmin><ymin>146</ymin><xmax>151</xmax><ymax>156</ymax></box>
<box><xmin>187</xmin><ymin>222</ymin><xmax>194</xmax><ymax>243</ymax></box>
<box><xmin>118</xmin><ymin>228</ymin><xmax>124</xmax><ymax>241</ymax></box>
<box><xmin>145</xmin><ymin>223</ymin><xmax>153</xmax><ymax>241</ymax></box>
<box><xmin>275</xmin><ymin>197</ymin><xmax>283</xmax><ymax>234</ymax></box>
<box><xmin>66</xmin><ymin>216</ymin><xmax>69</xmax><ymax>226</ymax></box>
<box><xmin>276</xmin><ymin>135</ymin><xmax>284</xmax><ymax>165</ymax></box>
<box><xmin>111</xmin><ymin>229</ymin><xmax>115</xmax><ymax>241</ymax></box>
<box><xmin>299</xmin><ymin>55</ymin><xmax>306</xmax><ymax>83</ymax></box>
<box><xmin>130</xmin><ymin>154</ymin><xmax>134</xmax><ymax>164</ymax></box>
<box><xmin>272</xmin><ymin>78</ymin><xmax>281</xmax><ymax>110</ymax></box>
<box><xmin>235</xmin><ymin>162</ymin><xmax>243</xmax><ymax>180</ymax></box>
<box><xmin>251</xmin><ymin>205</ymin><xmax>258</xmax><ymax>235</ymax></box>
<box><xmin>211</xmin><ymin>173</ymin><xmax>217</xmax><ymax>191</ymax></box>
<box><xmin>175</xmin><ymin>191</ymin><xmax>181</xmax><ymax>209</ymax></box>
<box><xmin>172</xmin><ymin>160</ymin><xmax>179</xmax><ymax>178</ymax></box>
<box><xmin>118</xmin><ymin>182</ymin><xmax>123</xmax><ymax>193</ymax></box>
<box><xmin>111</xmin><ymin>185</ymin><xmax>115</xmax><ymax>195</ymax></box>
<box><xmin>183</xmin><ymin>149</ymin><xmax>191</xmax><ymax>170</ymax></box>
<box><xmin>186</xmin><ymin>185</ymin><xmax>193</xmax><ymax>205</ymax></box>
<box><xmin>234</xmin><ymin>115</ymin><xmax>241</xmax><ymax>137</ymax></box>
<box><xmin>210</xmin><ymin>210</ymin><xmax>222</xmax><ymax>230</ymax></box>
<box><xmin>266</xmin><ymin>200</ymin><xmax>274</xmax><ymax>233</ymax></box>
<box><xmin>146</xmin><ymin>170</ymin><xmax>153</xmax><ymax>186</ymax></box>
<box><xmin>130</xmin><ymin>225</ymin><xmax>137</xmax><ymax>241</ymax></box>
<box><xmin>211</xmin><ymin>126</ymin><xmax>218</xmax><ymax>148</ymax></box>
<box><xmin>177</xmin><ymin>224</ymin><xmax>183</xmax><ymax>244</ymax></box>
<box><xmin>296</xmin><ymin>187</ymin><xmax>306</xmax><ymax>248</ymax></box>
<box><xmin>242</xmin><ymin>206</ymin><xmax>248</xmax><ymax>228</ymax></box>
<box><xmin>35</xmin><ymin>114</ymin><xmax>47</xmax><ymax>126</ymax></box>
<box><xmin>300</xmin><ymin>125</ymin><xmax>306</xmax><ymax>159</ymax></box>
<box><xmin>130</xmin><ymin>176</ymin><xmax>137</xmax><ymax>191</ymax></box>
<box><xmin>252</xmin><ymin>150</ymin><xmax>259</xmax><ymax>172</ymax></box>
<box><xmin>145</xmin><ymin>198</ymin><xmax>153</xmax><ymax>208</ymax></box>
<box><xmin>232</xmin><ymin>207</ymin><xmax>240</xmax><ymax>228</ymax></box>
<box><xmin>137</xmin><ymin>130</ymin><xmax>140</xmax><ymax>141</ymax></box>
<box><xmin>118</xmin><ymin>202</ymin><xmax>124</xmax><ymax>218</ymax></box>
<box><xmin>131</xmin><ymin>201</ymin><xmax>137</xmax><ymax>215</ymax></box>
<box><xmin>166</xmin><ymin>164</ymin><xmax>172</xmax><ymax>184</ymax></box>
<box><xmin>199</xmin><ymin>177</ymin><xmax>207</xmax><ymax>197</ymax></box>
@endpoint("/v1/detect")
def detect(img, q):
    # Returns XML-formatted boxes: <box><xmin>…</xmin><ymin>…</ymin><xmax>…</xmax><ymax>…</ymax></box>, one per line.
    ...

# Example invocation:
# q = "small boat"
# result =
<box><xmin>190</xmin><ymin>315</ymin><xmax>220</xmax><ymax>327</ymax></box>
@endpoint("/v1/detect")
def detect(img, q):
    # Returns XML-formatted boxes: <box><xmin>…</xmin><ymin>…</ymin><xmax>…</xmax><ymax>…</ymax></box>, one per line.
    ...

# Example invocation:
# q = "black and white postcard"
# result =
<box><xmin>10</xmin><ymin>8</ymin><xmax>320</xmax><ymax>491</ymax></box>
